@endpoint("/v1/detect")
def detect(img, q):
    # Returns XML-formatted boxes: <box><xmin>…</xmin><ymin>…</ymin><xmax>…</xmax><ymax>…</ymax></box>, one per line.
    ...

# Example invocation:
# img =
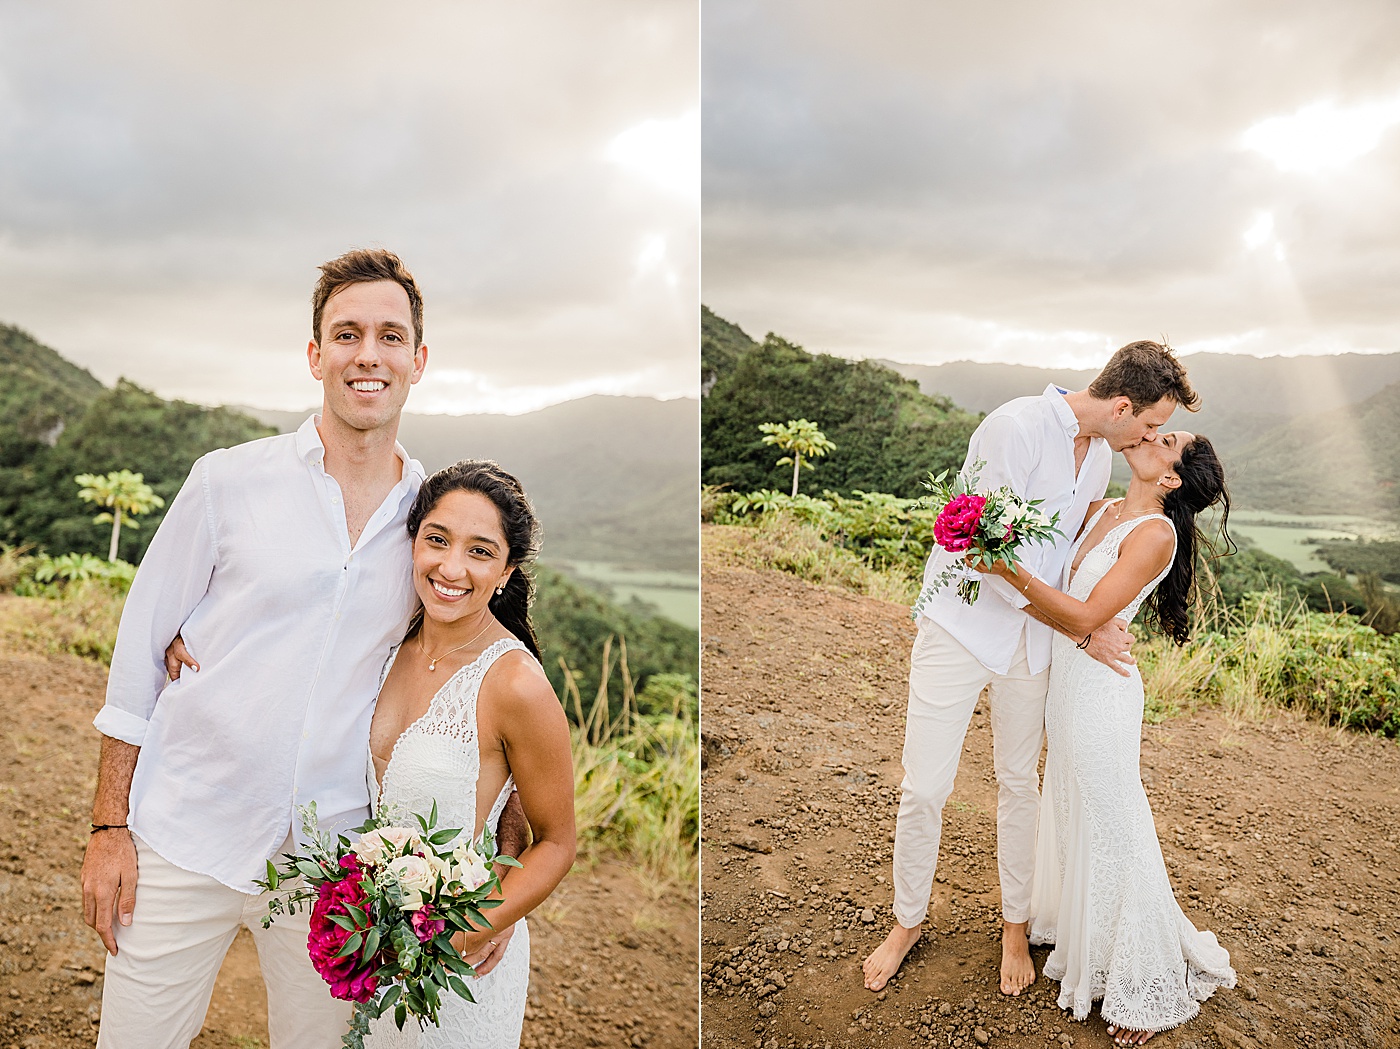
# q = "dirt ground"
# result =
<box><xmin>0</xmin><ymin>611</ymin><xmax>697</xmax><ymax>1048</ymax></box>
<box><xmin>700</xmin><ymin>525</ymin><xmax>1400</xmax><ymax>1049</ymax></box>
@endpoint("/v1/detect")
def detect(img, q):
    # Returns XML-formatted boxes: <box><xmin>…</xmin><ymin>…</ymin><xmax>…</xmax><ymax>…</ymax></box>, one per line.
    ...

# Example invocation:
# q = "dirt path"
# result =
<box><xmin>700</xmin><ymin>525</ymin><xmax>1400</xmax><ymax>1049</ymax></box>
<box><xmin>0</xmin><ymin>615</ymin><xmax>696</xmax><ymax>1048</ymax></box>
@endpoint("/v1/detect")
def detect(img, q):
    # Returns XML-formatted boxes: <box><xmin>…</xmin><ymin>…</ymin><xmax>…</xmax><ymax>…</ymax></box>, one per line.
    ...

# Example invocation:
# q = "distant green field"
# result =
<box><xmin>1229</xmin><ymin>512</ymin><xmax>1400</xmax><ymax>575</ymax></box>
<box><xmin>553</xmin><ymin>561</ymin><xmax>699</xmax><ymax>629</ymax></box>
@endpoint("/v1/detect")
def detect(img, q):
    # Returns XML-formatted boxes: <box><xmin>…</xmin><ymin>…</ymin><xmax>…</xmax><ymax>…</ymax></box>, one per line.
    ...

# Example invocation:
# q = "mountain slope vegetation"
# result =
<box><xmin>701</xmin><ymin>310</ymin><xmax>982</xmax><ymax>498</ymax></box>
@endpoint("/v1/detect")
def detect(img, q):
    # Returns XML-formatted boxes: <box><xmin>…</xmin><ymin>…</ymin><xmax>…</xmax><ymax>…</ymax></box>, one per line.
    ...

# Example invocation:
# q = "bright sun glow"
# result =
<box><xmin>1242</xmin><ymin>95</ymin><xmax>1400</xmax><ymax>174</ymax></box>
<box><xmin>1242</xmin><ymin>211</ymin><xmax>1274</xmax><ymax>250</ymax></box>
<box><xmin>605</xmin><ymin>109</ymin><xmax>700</xmax><ymax>198</ymax></box>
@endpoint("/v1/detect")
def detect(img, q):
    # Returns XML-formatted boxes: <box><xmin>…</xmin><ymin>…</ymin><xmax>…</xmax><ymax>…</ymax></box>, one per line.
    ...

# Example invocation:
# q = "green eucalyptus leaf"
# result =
<box><xmin>447</xmin><ymin>974</ymin><xmax>474</xmax><ymax>1003</ymax></box>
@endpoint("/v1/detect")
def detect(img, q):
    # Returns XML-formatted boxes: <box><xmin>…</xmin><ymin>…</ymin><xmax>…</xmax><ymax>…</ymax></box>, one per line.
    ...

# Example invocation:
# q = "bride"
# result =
<box><xmin>972</xmin><ymin>430</ymin><xmax>1236</xmax><ymax>1045</ymax></box>
<box><xmin>365</xmin><ymin>459</ymin><xmax>576</xmax><ymax>1048</ymax></box>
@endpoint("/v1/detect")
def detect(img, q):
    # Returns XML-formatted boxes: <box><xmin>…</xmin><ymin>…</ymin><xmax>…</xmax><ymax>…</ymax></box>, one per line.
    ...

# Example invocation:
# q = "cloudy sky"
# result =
<box><xmin>704</xmin><ymin>1</ymin><xmax>1400</xmax><ymax>369</ymax></box>
<box><xmin>0</xmin><ymin>0</ymin><xmax>697</xmax><ymax>414</ymax></box>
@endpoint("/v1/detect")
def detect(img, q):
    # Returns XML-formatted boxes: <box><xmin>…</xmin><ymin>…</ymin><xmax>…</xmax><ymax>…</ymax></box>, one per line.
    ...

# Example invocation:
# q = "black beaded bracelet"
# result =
<box><xmin>90</xmin><ymin>823</ymin><xmax>128</xmax><ymax>834</ymax></box>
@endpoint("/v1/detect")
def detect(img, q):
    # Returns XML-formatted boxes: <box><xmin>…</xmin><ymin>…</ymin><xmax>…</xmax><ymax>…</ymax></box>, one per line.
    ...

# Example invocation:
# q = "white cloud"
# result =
<box><xmin>1242</xmin><ymin>95</ymin><xmax>1400</xmax><ymax>174</ymax></box>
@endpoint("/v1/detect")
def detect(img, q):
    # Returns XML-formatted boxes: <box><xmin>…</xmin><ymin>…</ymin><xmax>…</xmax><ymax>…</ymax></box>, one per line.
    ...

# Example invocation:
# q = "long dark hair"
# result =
<box><xmin>405</xmin><ymin>459</ymin><xmax>542</xmax><ymax>661</ymax></box>
<box><xmin>1143</xmin><ymin>435</ymin><xmax>1235</xmax><ymax>646</ymax></box>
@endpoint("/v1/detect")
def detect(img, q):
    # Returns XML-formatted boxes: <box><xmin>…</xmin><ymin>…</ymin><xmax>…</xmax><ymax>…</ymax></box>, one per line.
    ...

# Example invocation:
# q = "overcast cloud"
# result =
<box><xmin>703</xmin><ymin>1</ymin><xmax>1400</xmax><ymax>368</ymax></box>
<box><xmin>0</xmin><ymin>0</ymin><xmax>697</xmax><ymax>413</ymax></box>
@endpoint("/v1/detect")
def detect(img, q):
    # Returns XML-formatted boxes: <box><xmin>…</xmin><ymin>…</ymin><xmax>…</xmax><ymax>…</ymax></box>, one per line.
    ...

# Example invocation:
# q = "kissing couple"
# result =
<box><xmin>81</xmin><ymin>249</ymin><xmax>577</xmax><ymax>1049</ymax></box>
<box><xmin>862</xmin><ymin>342</ymin><xmax>1237</xmax><ymax>1045</ymax></box>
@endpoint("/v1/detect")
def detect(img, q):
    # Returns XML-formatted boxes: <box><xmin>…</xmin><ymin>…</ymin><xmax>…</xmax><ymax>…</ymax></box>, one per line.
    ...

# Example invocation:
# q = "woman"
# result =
<box><xmin>364</xmin><ymin>459</ymin><xmax>576</xmax><ymax>1048</ymax></box>
<box><xmin>971</xmin><ymin>431</ymin><xmax>1236</xmax><ymax>1046</ymax></box>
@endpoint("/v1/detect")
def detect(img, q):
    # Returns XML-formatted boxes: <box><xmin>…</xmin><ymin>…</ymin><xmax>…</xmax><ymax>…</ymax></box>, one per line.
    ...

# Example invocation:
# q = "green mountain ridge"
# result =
<box><xmin>1229</xmin><ymin>381</ymin><xmax>1400</xmax><ymax>520</ymax></box>
<box><xmin>703</xmin><ymin>309</ymin><xmax>1400</xmax><ymax>523</ymax></box>
<box><xmin>243</xmin><ymin>395</ymin><xmax>698</xmax><ymax>573</ymax></box>
<box><xmin>0</xmin><ymin>323</ymin><xmax>697</xmax><ymax>573</ymax></box>
<box><xmin>876</xmin><ymin>353</ymin><xmax>1400</xmax><ymax>465</ymax></box>
<box><xmin>701</xmin><ymin>308</ymin><xmax>982</xmax><ymax>497</ymax></box>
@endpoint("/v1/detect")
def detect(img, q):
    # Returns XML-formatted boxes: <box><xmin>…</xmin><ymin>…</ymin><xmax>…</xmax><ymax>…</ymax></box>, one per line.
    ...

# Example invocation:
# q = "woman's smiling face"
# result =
<box><xmin>411</xmin><ymin>489</ymin><xmax>514</xmax><ymax>625</ymax></box>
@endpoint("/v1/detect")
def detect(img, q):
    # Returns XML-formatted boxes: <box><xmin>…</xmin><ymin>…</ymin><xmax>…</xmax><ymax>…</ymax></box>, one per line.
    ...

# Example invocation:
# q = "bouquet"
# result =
<box><xmin>911</xmin><ymin>459</ymin><xmax>1063</xmax><ymax>613</ymax></box>
<box><xmin>257</xmin><ymin>801</ymin><xmax>521</xmax><ymax>1049</ymax></box>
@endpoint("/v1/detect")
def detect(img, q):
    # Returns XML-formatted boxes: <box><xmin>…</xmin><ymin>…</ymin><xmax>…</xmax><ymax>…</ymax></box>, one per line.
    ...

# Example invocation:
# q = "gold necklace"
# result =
<box><xmin>418</xmin><ymin>618</ymin><xmax>494</xmax><ymax>672</ymax></box>
<box><xmin>1113</xmin><ymin>500</ymin><xmax>1158</xmax><ymax>522</ymax></box>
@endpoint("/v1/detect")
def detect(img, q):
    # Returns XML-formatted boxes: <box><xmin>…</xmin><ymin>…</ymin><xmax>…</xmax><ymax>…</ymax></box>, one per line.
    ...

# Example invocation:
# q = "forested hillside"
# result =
<box><xmin>701</xmin><ymin>308</ymin><xmax>982</xmax><ymax>498</ymax></box>
<box><xmin>0</xmin><ymin>334</ymin><xmax>275</xmax><ymax>561</ymax></box>
<box><xmin>1229</xmin><ymin>381</ymin><xmax>1400</xmax><ymax>520</ymax></box>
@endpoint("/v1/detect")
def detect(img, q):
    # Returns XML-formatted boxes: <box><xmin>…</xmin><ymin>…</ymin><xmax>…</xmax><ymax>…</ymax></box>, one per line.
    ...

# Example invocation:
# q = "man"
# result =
<box><xmin>81</xmin><ymin>249</ymin><xmax>518</xmax><ymax>1048</ymax></box>
<box><xmin>861</xmin><ymin>342</ymin><xmax>1199</xmax><ymax>997</ymax></box>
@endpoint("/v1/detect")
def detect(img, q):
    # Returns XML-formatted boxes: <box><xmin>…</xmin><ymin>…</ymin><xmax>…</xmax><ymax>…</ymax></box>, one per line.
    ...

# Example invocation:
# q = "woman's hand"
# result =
<box><xmin>453</xmin><ymin>921</ymin><xmax>516</xmax><ymax>977</ymax></box>
<box><xmin>164</xmin><ymin>634</ymin><xmax>198</xmax><ymax>680</ymax></box>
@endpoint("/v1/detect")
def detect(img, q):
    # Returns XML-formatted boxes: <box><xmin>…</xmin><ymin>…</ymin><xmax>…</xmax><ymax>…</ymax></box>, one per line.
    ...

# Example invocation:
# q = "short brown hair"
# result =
<box><xmin>311</xmin><ymin>249</ymin><xmax>424</xmax><ymax>348</ymax></box>
<box><xmin>1088</xmin><ymin>340</ymin><xmax>1199</xmax><ymax>413</ymax></box>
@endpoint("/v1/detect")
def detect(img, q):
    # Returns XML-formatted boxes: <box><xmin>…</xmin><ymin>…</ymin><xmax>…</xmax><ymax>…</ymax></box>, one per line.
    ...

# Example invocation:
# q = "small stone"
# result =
<box><xmin>974</xmin><ymin>1027</ymin><xmax>990</xmax><ymax>1045</ymax></box>
<box><xmin>939</xmin><ymin>1002</ymin><xmax>953</xmax><ymax>1016</ymax></box>
<box><xmin>861</xmin><ymin>908</ymin><xmax>875</xmax><ymax>924</ymax></box>
<box><xmin>833</xmin><ymin>931</ymin><xmax>844</xmax><ymax>945</ymax></box>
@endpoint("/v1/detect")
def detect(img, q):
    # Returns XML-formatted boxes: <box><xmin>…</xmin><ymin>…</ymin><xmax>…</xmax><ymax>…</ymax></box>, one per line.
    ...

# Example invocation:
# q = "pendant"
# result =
<box><xmin>428</xmin><ymin>661</ymin><xmax>438</xmax><ymax>672</ymax></box>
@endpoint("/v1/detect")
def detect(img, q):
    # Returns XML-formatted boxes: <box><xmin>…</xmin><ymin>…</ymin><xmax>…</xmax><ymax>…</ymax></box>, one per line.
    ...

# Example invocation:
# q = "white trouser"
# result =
<box><xmin>892</xmin><ymin>619</ymin><xmax>1049</xmax><ymax>927</ymax></box>
<box><xmin>97</xmin><ymin>835</ymin><xmax>349</xmax><ymax>1049</ymax></box>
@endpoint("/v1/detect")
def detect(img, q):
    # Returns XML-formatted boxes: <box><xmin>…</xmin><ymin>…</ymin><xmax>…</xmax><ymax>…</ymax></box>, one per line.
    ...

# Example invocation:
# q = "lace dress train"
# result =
<box><xmin>1028</xmin><ymin>508</ymin><xmax>1235</xmax><ymax>1032</ymax></box>
<box><xmin>364</xmin><ymin>638</ymin><xmax>532</xmax><ymax>1049</ymax></box>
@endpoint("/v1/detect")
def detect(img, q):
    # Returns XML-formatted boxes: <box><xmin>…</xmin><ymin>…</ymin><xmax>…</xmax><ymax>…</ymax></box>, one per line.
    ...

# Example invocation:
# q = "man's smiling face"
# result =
<box><xmin>307</xmin><ymin>280</ymin><xmax>426</xmax><ymax>435</ymax></box>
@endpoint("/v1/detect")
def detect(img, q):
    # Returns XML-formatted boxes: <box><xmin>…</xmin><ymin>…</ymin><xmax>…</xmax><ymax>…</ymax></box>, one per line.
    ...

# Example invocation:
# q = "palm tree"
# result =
<box><xmin>75</xmin><ymin>470</ymin><xmax>166</xmax><ymax>561</ymax></box>
<box><xmin>758</xmin><ymin>419</ymin><xmax>837</xmax><ymax>497</ymax></box>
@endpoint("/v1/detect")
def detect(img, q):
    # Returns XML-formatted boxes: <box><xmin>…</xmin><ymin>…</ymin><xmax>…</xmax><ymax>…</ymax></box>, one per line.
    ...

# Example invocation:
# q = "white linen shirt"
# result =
<box><xmin>94</xmin><ymin>416</ymin><xmax>424</xmax><ymax>892</ymax></box>
<box><xmin>918</xmin><ymin>384</ymin><xmax>1111</xmax><ymax>676</ymax></box>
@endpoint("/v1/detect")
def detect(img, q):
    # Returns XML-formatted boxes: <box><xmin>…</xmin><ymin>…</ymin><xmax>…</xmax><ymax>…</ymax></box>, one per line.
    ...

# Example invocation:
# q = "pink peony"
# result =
<box><xmin>933</xmin><ymin>494</ymin><xmax>987</xmax><ymax>553</ymax></box>
<box><xmin>411</xmin><ymin>904</ymin><xmax>447</xmax><ymax>944</ymax></box>
<box><xmin>307</xmin><ymin>859</ymin><xmax>380</xmax><ymax>1003</ymax></box>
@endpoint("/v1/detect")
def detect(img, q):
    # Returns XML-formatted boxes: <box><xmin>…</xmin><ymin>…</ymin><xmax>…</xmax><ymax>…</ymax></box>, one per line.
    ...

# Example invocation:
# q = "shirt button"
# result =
<box><xmin>302</xmin><ymin>731</ymin><xmax>309</xmax><ymax>740</ymax></box>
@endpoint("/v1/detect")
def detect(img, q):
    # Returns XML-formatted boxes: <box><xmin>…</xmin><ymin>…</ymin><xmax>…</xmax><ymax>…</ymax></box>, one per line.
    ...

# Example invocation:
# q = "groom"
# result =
<box><xmin>862</xmin><ymin>342</ymin><xmax>1198</xmax><ymax>996</ymax></box>
<box><xmin>80</xmin><ymin>249</ymin><xmax>520</xmax><ymax>1048</ymax></box>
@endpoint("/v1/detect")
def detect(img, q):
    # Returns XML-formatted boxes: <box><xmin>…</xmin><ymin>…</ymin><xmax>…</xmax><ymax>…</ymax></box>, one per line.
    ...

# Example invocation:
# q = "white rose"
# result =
<box><xmin>352</xmin><ymin>825</ymin><xmax>419</xmax><ymax>867</ymax></box>
<box><xmin>386</xmin><ymin>854</ymin><xmax>437</xmax><ymax>911</ymax></box>
<box><xmin>450</xmin><ymin>842</ymin><xmax>492</xmax><ymax>892</ymax></box>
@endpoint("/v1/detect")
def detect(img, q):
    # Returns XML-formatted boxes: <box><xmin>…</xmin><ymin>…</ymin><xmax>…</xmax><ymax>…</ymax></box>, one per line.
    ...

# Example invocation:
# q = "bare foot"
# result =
<box><xmin>862</xmin><ymin>922</ymin><xmax>921</xmax><ymax>991</ymax></box>
<box><xmin>1106</xmin><ymin>1024</ymin><xmax>1156</xmax><ymax>1046</ymax></box>
<box><xmin>999</xmin><ymin>920</ymin><xmax>1035</xmax><ymax>995</ymax></box>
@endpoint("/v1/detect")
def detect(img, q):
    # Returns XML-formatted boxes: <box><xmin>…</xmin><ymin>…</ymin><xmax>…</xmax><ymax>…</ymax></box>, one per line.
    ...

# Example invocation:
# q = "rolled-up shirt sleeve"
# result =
<box><xmin>966</xmin><ymin>414</ymin><xmax>1036</xmax><ymax>612</ymax></box>
<box><xmin>93</xmin><ymin>457</ymin><xmax>217</xmax><ymax>745</ymax></box>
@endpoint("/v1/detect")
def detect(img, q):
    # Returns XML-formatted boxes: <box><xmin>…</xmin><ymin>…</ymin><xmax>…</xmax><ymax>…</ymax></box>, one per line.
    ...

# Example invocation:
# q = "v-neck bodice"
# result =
<box><xmin>370</xmin><ymin>636</ymin><xmax>527</xmax><ymax>842</ymax></box>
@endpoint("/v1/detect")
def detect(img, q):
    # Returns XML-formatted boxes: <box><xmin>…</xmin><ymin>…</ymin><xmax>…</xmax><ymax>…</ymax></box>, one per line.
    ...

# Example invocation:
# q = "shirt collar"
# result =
<box><xmin>1042</xmin><ymin>384</ymin><xmax>1080</xmax><ymax>437</ymax></box>
<box><xmin>295</xmin><ymin>413</ymin><xmax>422</xmax><ymax>485</ymax></box>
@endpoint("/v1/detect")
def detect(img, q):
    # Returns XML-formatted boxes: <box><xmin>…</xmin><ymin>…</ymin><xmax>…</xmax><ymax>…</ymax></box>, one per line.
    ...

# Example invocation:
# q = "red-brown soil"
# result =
<box><xmin>0</xmin><ymin>605</ymin><xmax>697</xmax><ymax>1048</ymax></box>
<box><xmin>700</xmin><ymin>526</ymin><xmax>1400</xmax><ymax>1049</ymax></box>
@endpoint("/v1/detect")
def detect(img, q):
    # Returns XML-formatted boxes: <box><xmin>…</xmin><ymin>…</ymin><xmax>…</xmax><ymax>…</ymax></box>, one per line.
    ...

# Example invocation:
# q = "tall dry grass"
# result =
<box><xmin>706</xmin><ymin>520</ymin><xmax>918</xmax><ymax>604</ymax></box>
<box><xmin>558</xmin><ymin>637</ymin><xmax>698</xmax><ymax>890</ymax></box>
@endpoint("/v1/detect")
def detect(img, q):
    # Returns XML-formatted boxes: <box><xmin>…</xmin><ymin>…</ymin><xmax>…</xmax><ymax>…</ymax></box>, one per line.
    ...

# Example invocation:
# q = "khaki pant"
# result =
<box><xmin>893</xmin><ymin>619</ymin><xmax>1049</xmax><ymax>927</ymax></box>
<box><xmin>97</xmin><ymin>835</ymin><xmax>349</xmax><ymax>1049</ymax></box>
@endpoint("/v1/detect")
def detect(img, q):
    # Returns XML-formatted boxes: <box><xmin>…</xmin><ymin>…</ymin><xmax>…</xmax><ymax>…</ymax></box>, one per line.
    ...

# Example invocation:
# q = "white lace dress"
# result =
<box><xmin>364</xmin><ymin>637</ymin><xmax>532</xmax><ymax>1049</ymax></box>
<box><xmin>1028</xmin><ymin>504</ymin><xmax>1235</xmax><ymax>1032</ymax></box>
